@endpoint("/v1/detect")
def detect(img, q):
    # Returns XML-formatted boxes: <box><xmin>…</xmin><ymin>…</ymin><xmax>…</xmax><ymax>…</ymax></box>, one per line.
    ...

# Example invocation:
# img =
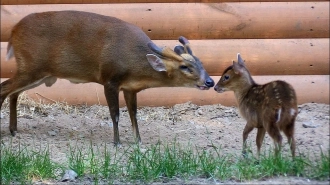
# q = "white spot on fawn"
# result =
<box><xmin>276</xmin><ymin>108</ymin><xmax>282</xmax><ymax>123</ymax></box>
<box><xmin>290</xmin><ymin>108</ymin><xmax>296</xmax><ymax>116</ymax></box>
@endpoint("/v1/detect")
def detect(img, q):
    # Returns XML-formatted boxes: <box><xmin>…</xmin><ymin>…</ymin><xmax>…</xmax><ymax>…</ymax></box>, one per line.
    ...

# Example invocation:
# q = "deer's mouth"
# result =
<box><xmin>196</xmin><ymin>85</ymin><xmax>210</xmax><ymax>90</ymax></box>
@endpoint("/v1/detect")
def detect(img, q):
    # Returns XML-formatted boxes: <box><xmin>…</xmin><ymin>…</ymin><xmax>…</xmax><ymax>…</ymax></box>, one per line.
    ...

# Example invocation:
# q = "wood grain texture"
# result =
<box><xmin>1</xmin><ymin>75</ymin><xmax>328</xmax><ymax>106</ymax></box>
<box><xmin>1</xmin><ymin>0</ymin><xmax>327</xmax><ymax>5</ymax></box>
<box><xmin>1</xmin><ymin>39</ymin><xmax>328</xmax><ymax>78</ymax></box>
<box><xmin>1</xmin><ymin>2</ymin><xmax>329</xmax><ymax>41</ymax></box>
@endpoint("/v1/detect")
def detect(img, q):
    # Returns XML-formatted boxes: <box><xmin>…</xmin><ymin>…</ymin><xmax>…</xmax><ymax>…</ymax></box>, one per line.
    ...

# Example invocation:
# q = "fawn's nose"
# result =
<box><xmin>205</xmin><ymin>77</ymin><xmax>214</xmax><ymax>87</ymax></box>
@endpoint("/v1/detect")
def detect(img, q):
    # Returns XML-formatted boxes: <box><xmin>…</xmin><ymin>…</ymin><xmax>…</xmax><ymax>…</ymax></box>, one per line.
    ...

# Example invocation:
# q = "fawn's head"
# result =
<box><xmin>146</xmin><ymin>36</ymin><xmax>214</xmax><ymax>90</ymax></box>
<box><xmin>214</xmin><ymin>53</ymin><xmax>254</xmax><ymax>93</ymax></box>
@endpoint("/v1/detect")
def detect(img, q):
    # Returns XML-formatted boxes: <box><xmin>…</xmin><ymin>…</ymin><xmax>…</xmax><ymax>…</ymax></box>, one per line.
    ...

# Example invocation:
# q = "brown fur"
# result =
<box><xmin>0</xmin><ymin>11</ymin><xmax>214</xmax><ymax>146</ymax></box>
<box><xmin>214</xmin><ymin>54</ymin><xmax>297</xmax><ymax>157</ymax></box>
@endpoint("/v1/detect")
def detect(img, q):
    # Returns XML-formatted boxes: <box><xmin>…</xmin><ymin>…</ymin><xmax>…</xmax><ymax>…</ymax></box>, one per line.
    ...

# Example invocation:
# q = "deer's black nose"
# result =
<box><xmin>205</xmin><ymin>77</ymin><xmax>214</xmax><ymax>87</ymax></box>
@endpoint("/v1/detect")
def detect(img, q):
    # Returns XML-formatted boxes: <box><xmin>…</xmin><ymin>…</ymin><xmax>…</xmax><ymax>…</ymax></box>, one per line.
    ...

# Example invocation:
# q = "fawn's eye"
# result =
<box><xmin>223</xmin><ymin>75</ymin><xmax>230</xmax><ymax>81</ymax></box>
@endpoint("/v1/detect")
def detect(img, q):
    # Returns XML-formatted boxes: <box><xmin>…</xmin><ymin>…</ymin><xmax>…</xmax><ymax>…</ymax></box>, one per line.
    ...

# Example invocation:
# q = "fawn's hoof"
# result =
<box><xmin>113</xmin><ymin>141</ymin><xmax>122</xmax><ymax>148</ymax></box>
<box><xmin>135</xmin><ymin>139</ymin><xmax>142</xmax><ymax>145</ymax></box>
<box><xmin>10</xmin><ymin>130</ymin><xmax>17</xmax><ymax>136</ymax></box>
<box><xmin>242</xmin><ymin>151</ymin><xmax>248</xmax><ymax>158</ymax></box>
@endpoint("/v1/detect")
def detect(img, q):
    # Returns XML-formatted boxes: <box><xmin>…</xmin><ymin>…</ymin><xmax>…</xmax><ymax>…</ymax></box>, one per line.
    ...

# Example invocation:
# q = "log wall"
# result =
<box><xmin>1</xmin><ymin>76</ymin><xmax>328</xmax><ymax>106</ymax></box>
<box><xmin>1</xmin><ymin>0</ymin><xmax>327</xmax><ymax>5</ymax></box>
<box><xmin>2</xmin><ymin>39</ymin><xmax>329</xmax><ymax>78</ymax></box>
<box><xmin>0</xmin><ymin>0</ymin><xmax>329</xmax><ymax>106</ymax></box>
<box><xmin>1</xmin><ymin>3</ymin><xmax>329</xmax><ymax>41</ymax></box>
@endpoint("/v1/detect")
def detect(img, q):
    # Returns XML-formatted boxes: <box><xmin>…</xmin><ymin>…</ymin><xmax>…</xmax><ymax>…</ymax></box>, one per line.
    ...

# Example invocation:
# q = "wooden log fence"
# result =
<box><xmin>1</xmin><ymin>2</ymin><xmax>329</xmax><ymax>41</ymax></box>
<box><xmin>1</xmin><ymin>0</ymin><xmax>328</xmax><ymax>5</ymax></box>
<box><xmin>0</xmin><ymin>0</ymin><xmax>329</xmax><ymax>106</ymax></box>
<box><xmin>1</xmin><ymin>39</ymin><xmax>329</xmax><ymax>78</ymax></box>
<box><xmin>1</xmin><ymin>75</ymin><xmax>328</xmax><ymax>106</ymax></box>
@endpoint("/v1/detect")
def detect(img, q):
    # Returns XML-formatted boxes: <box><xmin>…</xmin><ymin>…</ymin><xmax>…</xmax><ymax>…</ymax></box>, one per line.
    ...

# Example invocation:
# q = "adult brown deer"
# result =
<box><xmin>0</xmin><ymin>11</ymin><xmax>214</xmax><ymax>146</ymax></box>
<box><xmin>214</xmin><ymin>53</ymin><xmax>297</xmax><ymax>157</ymax></box>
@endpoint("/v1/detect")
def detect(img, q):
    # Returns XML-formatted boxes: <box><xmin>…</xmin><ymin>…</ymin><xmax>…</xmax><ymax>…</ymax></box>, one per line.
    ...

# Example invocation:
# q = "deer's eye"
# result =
<box><xmin>180</xmin><ymin>65</ymin><xmax>193</xmax><ymax>73</ymax></box>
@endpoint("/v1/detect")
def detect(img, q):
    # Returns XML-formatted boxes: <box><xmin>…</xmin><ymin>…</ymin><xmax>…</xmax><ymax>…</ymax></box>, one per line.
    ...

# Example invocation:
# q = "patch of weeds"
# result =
<box><xmin>161</xmin><ymin>142</ymin><xmax>182</xmax><ymax>178</ymax></box>
<box><xmin>258</xmin><ymin>153</ymin><xmax>299</xmax><ymax>178</ymax></box>
<box><xmin>173</xmin><ymin>144</ymin><xmax>198</xmax><ymax>178</ymax></box>
<box><xmin>2</xmin><ymin>138</ymin><xmax>329</xmax><ymax>184</ymax></box>
<box><xmin>310</xmin><ymin>149</ymin><xmax>330</xmax><ymax>180</ymax></box>
<box><xmin>232</xmin><ymin>156</ymin><xmax>261</xmax><ymax>181</ymax></box>
<box><xmin>206</xmin><ymin>146</ymin><xmax>232</xmax><ymax>180</ymax></box>
<box><xmin>68</xmin><ymin>143</ymin><xmax>86</xmax><ymax>177</ymax></box>
<box><xmin>0</xmin><ymin>140</ymin><xmax>61</xmax><ymax>185</ymax></box>
<box><xmin>88</xmin><ymin>141</ymin><xmax>100</xmax><ymax>184</ymax></box>
<box><xmin>126</xmin><ymin>143</ymin><xmax>163</xmax><ymax>182</ymax></box>
<box><xmin>29</xmin><ymin>145</ymin><xmax>60</xmax><ymax>180</ymax></box>
<box><xmin>100</xmin><ymin>144</ymin><xmax>124</xmax><ymax>183</ymax></box>
<box><xmin>197</xmin><ymin>147</ymin><xmax>219</xmax><ymax>178</ymax></box>
<box><xmin>1</xmin><ymin>142</ymin><xmax>31</xmax><ymax>185</ymax></box>
<box><xmin>125</xmin><ymin>140</ymin><xmax>200</xmax><ymax>183</ymax></box>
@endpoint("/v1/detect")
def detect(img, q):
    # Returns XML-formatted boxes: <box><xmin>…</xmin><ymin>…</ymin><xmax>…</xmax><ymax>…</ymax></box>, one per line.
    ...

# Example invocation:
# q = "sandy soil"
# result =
<box><xmin>0</xmin><ymin>98</ymin><xmax>329</xmax><ymax>184</ymax></box>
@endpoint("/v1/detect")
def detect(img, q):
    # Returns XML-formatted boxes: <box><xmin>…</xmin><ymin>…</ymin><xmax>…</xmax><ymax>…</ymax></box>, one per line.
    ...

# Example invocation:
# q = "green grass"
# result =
<box><xmin>1</xmin><ymin>139</ymin><xmax>329</xmax><ymax>184</ymax></box>
<box><xmin>1</xmin><ymin>140</ymin><xmax>62</xmax><ymax>185</ymax></box>
<box><xmin>309</xmin><ymin>148</ymin><xmax>330</xmax><ymax>180</ymax></box>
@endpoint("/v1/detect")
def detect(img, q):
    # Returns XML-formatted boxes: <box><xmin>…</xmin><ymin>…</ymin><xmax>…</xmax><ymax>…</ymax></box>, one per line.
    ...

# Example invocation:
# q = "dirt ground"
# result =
<box><xmin>0</xmin><ymin>97</ymin><xmax>329</xmax><ymax>184</ymax></box>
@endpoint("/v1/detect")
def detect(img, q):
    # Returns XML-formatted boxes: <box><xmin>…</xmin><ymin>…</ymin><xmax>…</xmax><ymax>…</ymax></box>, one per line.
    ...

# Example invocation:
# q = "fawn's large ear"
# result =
<box><xmin>232</xmin><ymin>60</ymin><xmax>244</xmax><ymax>74</ymax></box>
<box><xmin>237</xmin><ymin>53</ymin><xmax>245</xmax><ymax>66</ymax></box>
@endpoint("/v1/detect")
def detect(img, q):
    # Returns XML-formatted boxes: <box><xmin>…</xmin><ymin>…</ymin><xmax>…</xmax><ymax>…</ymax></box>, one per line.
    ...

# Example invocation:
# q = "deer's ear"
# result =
<box><xmin>232</xmin><ymin>60</ymin><xmax>244</xmax><ymax>74</ymax></box>
<box><xmin>237</xmin><ymin>53</ymin><xmax>245</xmax><ymax>66</ymax></box>
<box><xmin>146</xmin><ymin>54</ymin><xmax>167</xmax><ymax>72</ymax></box>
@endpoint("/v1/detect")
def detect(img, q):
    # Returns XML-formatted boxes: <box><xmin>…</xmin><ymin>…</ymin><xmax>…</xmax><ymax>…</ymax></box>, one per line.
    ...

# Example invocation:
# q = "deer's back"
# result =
<box><xmin>9</xmin><ymin>11</ymin><xmax>153</xmax><ymax>83</ymax></box>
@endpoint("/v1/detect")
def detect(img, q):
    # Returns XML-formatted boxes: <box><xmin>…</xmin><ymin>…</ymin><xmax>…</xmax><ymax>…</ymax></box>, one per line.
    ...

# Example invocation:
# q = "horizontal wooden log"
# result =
<box><xmin>1</xmin><ymin>75</ymin><xmax>329</xmax><ymax>106</ymax></box>
<box><xmin>2</xmin><ymin>39</ymin><xmax>329</xmax><ymax>78</ymax></box>
<box><xmin>1</xmin><ymin>0</ymin><xmax>327</xmax><ymax>5</ymax></box>
<box><xmin>1</xmin><ymin>2</ymin><xmax>329</xmax><ymax>41</ymax></box>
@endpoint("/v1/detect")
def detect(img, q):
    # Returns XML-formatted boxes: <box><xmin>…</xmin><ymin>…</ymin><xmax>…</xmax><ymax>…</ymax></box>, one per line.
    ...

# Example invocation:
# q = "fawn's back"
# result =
<box><xmin>239</xmin><ymin>80</ymin><xmax>297</xmax><ymax>129</ymax></box>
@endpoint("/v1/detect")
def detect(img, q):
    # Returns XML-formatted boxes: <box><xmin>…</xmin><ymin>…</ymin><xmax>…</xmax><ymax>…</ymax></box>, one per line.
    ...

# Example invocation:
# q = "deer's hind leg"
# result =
<box><xmin>282</xmin><ymin>117</ymin><xmax>296</xmax><ymax>158</ymax></box>
<box><xmin>8</xmin><ymin>92</ymin><xmax>21</xmax><ymax>136</ymax></box>
<box><xmin>1</xmin><ymin>74</ymin><xmax>56</xmax><ymax>135</ymax></box>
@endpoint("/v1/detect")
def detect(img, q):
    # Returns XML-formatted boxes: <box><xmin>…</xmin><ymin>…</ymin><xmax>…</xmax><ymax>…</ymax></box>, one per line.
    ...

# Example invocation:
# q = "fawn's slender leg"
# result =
<box><xmin>283</xmin><ymin>118</ymin><xmax>296</xmax><ymax>157</ymax></box>
<box><xmin>256</xmin><ymin>127</ymin><xmax>266</xmax><ymax>157</ymax></box>
<box><xmin>242</xmin><ymin>123</ymin><xmax>254</xmax><ymax>157</ymax></box>
<box><xmin>266</xmin><ymin>122</ymin><xmax>283</xmax><ymax>156</ymax></box>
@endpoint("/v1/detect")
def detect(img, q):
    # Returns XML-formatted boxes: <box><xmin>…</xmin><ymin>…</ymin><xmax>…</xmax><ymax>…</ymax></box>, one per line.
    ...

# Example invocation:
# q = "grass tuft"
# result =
<box><xmin>68</xmin><ymin>143</ymin><xmax>87</xmax><ymax>177</ymax></box>
<box><xmin>1</xmin><ymin>137</ymin><xmax>329</xmax><ymax>184</ymax></box>
<box><xmin>310</xmin><ymin>148</ymin><xmax>330</xmax><ymax>180</ymax></box>
<box><xmin>1</xmin><ymin>140</ymin><xmax>61</xmax><ymax>185</ymax></box>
